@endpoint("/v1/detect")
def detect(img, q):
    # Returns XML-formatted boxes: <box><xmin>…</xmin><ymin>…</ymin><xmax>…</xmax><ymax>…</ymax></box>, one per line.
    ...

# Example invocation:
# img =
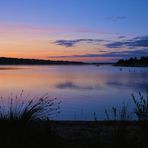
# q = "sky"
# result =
<box><xmin>0</xmin><ymin>0</ymin><xmax>148</xmax><ymax>62</ymax></box>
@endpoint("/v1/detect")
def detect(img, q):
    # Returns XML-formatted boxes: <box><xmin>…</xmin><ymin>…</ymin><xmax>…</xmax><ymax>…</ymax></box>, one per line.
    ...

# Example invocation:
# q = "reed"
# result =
<box><xmin>0</xmin><ymin>92</ymin><xmax>61</xmax><ymax>121</ymax></box>
<box><xmin>131</xmin><ymin>89</ymin><xmax>148</xmax><ymax>121</ymax></box>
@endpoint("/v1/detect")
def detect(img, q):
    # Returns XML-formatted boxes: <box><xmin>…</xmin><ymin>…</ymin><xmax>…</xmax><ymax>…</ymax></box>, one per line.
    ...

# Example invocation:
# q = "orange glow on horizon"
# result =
<box><xmin>0</xmin><ymin>23</ymin><xmax>114</xmax><ymax>62</ymax></box>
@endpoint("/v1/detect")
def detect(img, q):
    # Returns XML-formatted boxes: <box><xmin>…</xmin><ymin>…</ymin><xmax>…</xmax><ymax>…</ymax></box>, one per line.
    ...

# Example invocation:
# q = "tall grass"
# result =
<box><xmin>0</xmin><ymin>92</ymin><xmax>61</xmax><ymax>121</ymax></box>
<box><xmin>104</xmin><ymin>102</ymin><xmax>132</xmax><ymax>148</ymax></box>
<box><xmin>103</xmin><ymin>89</ymin><xmax>148</xmax><ymax>148</ymax></box>
<box><xmin>105</xmin><ymin>103</ymin><xmax>130</xmax><ymax>121</ymax></box>
<box><xmin>131</xmin><ymin>89</ymin><xmax>148</xmax><ymax>148</ymax></box>
<box><xmin>0</xmin><ymin>92</ymin><xmax>62</xmax><ymax>148</ymax></box>
<box><xmin>131</xmin><ymin>89</ymin><xmax>148</xmax><ymax>121</ymax></box>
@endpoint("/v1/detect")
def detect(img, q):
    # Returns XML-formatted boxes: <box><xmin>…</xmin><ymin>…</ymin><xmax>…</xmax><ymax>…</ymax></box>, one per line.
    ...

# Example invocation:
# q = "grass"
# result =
<box><xmin>0</xmin><ymin>92</ymin><xmax>61</xmax><ymax>148</ymax></box>
<box><xmin>132</xmin><ymin>89</ymin><xmax>148</xmax><ymax>121</ymax></box>
<box><xmin>102</xmin><ymin>89</ymin><xmax>148</xmax><ymax>148</ymax></box>
<box><xmin>131</xmin><ymin>89</ymin><xmax>148</xmax><ymax>148</ymax></box>
<box><xmin>105</xmin><ymin>103</ymin><xmax>130</xmax><ymax>121</ymax></box>
<box><xmin>0</xmin><ymin>92</ymin><xmax>61</xmax><ymax>121</ymax></box>
<box><xmin>104</xmin><ymin>103</ymin><xmax>131</xmax><ymax>148</ymax></box>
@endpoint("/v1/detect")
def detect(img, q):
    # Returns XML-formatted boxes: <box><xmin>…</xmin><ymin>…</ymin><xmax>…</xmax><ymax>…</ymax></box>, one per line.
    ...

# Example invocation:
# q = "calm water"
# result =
<box><xmin>0</xmin><ymin>65</ymin><xmax>148</xmax><ymax>120</ymax></box>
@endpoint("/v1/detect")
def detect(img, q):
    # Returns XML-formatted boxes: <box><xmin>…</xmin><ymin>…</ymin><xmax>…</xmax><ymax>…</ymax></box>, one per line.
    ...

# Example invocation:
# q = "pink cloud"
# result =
<box><xmin>0</xmin><ymin>22</ymin><xmax>118</xmax><ymax>36</ymax></box>
<box><xmin>0</xmin><ymin>23</ymin><xmax>58</xmax><ymax>34</ymax></box>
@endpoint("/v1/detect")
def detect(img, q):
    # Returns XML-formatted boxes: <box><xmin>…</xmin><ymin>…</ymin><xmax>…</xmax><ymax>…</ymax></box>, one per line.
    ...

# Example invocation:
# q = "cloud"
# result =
<box><xmin>49</xmin><ymin>49</ymin><xmax>148</xmax><ymax>59</ymax></box>
<box><xmin>99</xmin><ymin>50</ymin><xmax>108</xmax><ymax>53</ymax></box>
<box><xmin>50</xmin><ymin>35</ymin><xmax>148</xmax><ymax>61</ymax></box>
<box><xmin>104</xmin><ymin>49</ymin><xmax>148</xmax><ymax>58</ymax></box>
<box><xmin>49</xmin><ymin>54</ymin><xmax>103</xmax><ymax>58</ymax></box>
<box><xmin>54</xmin><ymin>35</ymin><xmax>148</xmax><ymax>49</ymax></box>
<box><xmin>106</xmin><ymin>36</ymin><xmax>148</xmax><ymax>48</ymax></box>
<box><xmin>0</xmin><ymin>23</ymin><xmax>55</xmax><ymax>34</ymax></box>
<box><xmin>105</xmin><ymin>16</ymin><xmax>127</xmax><ymax>21</ymax></box>
<box><xmin>106</xmin><ymin>42</ymin><xmax>125</xmax><ymax>48</ymax></box>
<box><xmin>53</xmin><ymin>39</ymin><xmax>105</xmax><ymax>47</ymax></box>
<box><xmin>118</xmin><ymin>36</ymin><xmax>126</xmax><ymax>39</ymax></box>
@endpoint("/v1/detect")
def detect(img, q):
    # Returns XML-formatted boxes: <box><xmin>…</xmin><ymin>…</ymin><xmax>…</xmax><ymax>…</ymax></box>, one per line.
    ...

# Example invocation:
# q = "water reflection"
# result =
<box><xmin>107</xmin><ymin>81</ymin><xmax>148</xmax><ymax>90</ymax></box>
<box><xmin>0</xmin><ymin>67</ymin><xmax>23</xmax><ymax>70</ymax></box>
<box><xmin>56</xmin><ymin>81</ymin><xmax>94</xmax><ymax>90</ymax></box>
<box><xmin>0</xmin><ymin>65</ymin><xmax>148</xmax><ymax>120</ymax></box>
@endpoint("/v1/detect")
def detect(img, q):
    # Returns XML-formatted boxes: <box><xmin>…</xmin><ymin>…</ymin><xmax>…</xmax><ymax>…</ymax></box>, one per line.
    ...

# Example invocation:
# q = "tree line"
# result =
<box><xmin>0</xmin><ymin>57</ymin><xmax>86</xmax><ymax>65</ymax></box>
<box><xmin>115</xmin><ymin>56</ymin><xmax>148</xmax><ymax>67</ymax></box>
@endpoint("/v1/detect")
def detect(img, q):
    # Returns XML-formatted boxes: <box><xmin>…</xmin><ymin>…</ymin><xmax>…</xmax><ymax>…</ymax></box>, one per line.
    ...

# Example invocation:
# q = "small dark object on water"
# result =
<box><xmin>119</xmin><ymin>68</ymin><xmax>122</xmax><ymax>71</ymax></box>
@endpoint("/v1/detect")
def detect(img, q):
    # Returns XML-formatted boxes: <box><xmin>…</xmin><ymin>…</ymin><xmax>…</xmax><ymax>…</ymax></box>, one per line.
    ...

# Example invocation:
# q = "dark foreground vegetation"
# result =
<box><xmin>115</xmin><ymin>56</ymin><xmax>148</xmax><ymax>67</ymax></box>
<box><xmin>0</xmin><ymin>57</ymin><xmax>86</xmax><ymax>65</ymax></box>
<box><xmin>0</xmin><ymin>90</ymin><xmax>148</xmax><ymax>148</ymax></box>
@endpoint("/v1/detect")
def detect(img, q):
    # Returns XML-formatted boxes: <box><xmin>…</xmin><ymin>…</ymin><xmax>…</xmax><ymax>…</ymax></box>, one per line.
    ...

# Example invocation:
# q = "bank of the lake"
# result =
<box><xmin>0</xmin><ymin>119</ymin><xmax>147</xmax><ymax>148</ymax></box>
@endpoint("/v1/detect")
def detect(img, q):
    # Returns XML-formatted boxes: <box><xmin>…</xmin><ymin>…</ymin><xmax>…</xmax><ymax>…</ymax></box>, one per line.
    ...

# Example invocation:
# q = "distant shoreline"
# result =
<box><xmin>0</xmin><ymin>57</ymin><xmax>86</xmax><ymax>65</ymax></box>
<box><xmin>0</xmin><ymin>57</ymin><xmax>114</xmax><ymax>66</ymax></box>
<box><xmin>114</xmin><ymin>56</ymin><xmax>148</xmax><ymax>67</ymax></box>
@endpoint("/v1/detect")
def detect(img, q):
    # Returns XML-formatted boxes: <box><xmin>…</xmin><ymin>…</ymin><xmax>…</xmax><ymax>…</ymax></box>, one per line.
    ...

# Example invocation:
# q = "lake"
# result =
<box><xmin>0</xmin><ymin>65</ymin><xmax>148</xmax><ymax>120</ymax></box>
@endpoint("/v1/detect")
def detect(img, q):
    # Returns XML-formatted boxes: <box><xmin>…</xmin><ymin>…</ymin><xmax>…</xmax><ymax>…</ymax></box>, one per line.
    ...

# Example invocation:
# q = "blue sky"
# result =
<box><xmin>0</xmin><ymin>0</ymin><xmax>148</xmax><ymax>62</ymax></box>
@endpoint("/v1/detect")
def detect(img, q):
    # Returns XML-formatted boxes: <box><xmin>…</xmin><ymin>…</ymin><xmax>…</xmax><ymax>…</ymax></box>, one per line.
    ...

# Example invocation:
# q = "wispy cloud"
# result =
<box><xmin>118</xmin><ymin>36</ymin><xmax>126</xmax><ymax>39</ymax></box>
<box><xmin>106</xmin><ymin>36</ymin><xmax>148</xmax><ymax>48</ymax></box>
<box><xmin>105</xmin><ymin>16</ymin><xmax>127</xmax><ymax>21</ymax></box>
<box><xmin>53</xmin><ymin>39</ymin><xmax>105</xmax><ymax>47</ymax></box>
<box><xmin>49</xmin><ymin>49</ymin><xmax>148</xmax><ymax>59</ymax></box>
<box><xmin>0</xmin><ymin>23</ymin><xmax>55</xmax><ymax>33</ymax></box>
<box><xmin>50</xmin><ymin>35</ymin><xmax>148</xmax><ymax>61</ymax></box>
<box><xmin>0</xmin><ymin>22</ymin><xmax>134</xmax><ymax>38</ymax></box>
